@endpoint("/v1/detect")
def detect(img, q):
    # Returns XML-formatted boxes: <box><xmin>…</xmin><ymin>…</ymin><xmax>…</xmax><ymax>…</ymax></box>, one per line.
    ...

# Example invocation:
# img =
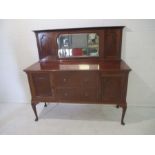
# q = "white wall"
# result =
<box><xmin>0</xmin><ymin>19</ymin><xmax>155</xmax><ymax>106</ymax></box>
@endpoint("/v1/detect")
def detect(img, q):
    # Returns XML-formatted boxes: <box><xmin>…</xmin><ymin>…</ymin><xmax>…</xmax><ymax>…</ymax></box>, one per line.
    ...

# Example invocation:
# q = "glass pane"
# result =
<box><xmin>57</xmin><ymin>33</ymin><xmax>99</xmax><ymax>58</ymax></box>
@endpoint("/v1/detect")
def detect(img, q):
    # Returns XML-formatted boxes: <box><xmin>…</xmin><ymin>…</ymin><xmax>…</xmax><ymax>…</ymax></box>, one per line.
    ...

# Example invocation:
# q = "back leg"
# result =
<box><xmin>44</xmin><ymin>102</ymin><xmax>47</xmax><ymax>107</ymax></box>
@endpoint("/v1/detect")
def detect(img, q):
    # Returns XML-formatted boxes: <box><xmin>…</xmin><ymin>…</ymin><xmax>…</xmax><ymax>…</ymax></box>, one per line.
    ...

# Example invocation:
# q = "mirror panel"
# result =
<box><xmin>57</xmin><ymin>33</ymin><xmax>99</xmax><ymax>58</ymax></box>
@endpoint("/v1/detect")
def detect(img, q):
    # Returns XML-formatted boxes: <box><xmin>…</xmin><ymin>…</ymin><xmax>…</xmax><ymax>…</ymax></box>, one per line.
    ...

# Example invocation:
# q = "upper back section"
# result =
<box><xmin>34</xmin><ymin>26</ymin><xmax>124</xmax><ymax>61</ymax></box>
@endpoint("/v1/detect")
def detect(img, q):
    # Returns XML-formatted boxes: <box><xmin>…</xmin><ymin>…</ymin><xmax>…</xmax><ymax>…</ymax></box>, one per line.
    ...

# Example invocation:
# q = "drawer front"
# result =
<box><xmin>80</xmin><ymin>88</ymin><xmax>98</xmax><ymax>102</ymax></box>
<box><xmin>56</xmin><ymin>88</ymin><xmax>81</xmax><ymax>102</ymax></box>
<box><xmin>53</xmin><ymin>71</ymin><xmax>98</xmax><ymax>87</ymax></box>
<box><xmin>31</xmin><ymin>73</ymin><xmax>52</xmax><ymax>97</ymax></box>
<box><xmin>56</xmin><ymin>88</ymin><xmax>98</xmax><ymax>103</ymax></box>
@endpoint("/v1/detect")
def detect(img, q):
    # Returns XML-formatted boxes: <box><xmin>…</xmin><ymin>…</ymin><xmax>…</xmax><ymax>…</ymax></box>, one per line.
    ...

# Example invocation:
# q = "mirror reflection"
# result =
<box><xmin>57</xmin><ymin>33</ymin><xmax>99</xmax><ymax>58</ymax></box>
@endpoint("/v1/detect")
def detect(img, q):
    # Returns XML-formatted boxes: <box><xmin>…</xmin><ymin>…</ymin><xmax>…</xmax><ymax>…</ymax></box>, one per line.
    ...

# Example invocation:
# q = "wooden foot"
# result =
<box><xmin>35</xmin><ymin>117</ymin><xmax>38</xmax><ymax>121</ymax></box>
<box><xmin>44</xmin><ymin>102</ymin><xmax>47</xmax><ymax>107</ymax></box>
<box><xmin>121</xmin><ymin>106</ymin><xmax>127</xmax><ymax>125</ymax></box>
<box><xmin>31</xmin><ymin>103</ymin><xmax>38</xmax><ymax>121</ymax></box>
<box><xmin>116</xmin><ymin>105</ymin><xmax>119</xmax><ymax>108</ymax></box>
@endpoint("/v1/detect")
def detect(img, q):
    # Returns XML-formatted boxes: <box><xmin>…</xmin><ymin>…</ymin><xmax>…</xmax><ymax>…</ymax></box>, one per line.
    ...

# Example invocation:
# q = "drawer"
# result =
<box><xmin>56</xmin><ymin>88</ymin><xmax>81</xmax><ymax>102</ymax></box>
<box><xmin>56</xmin><ymin>88</ymin><xmax>98</xmax><ymax>103</ymax></box>
<box><xmin>80</xmin><ymin>88</ymin><xmax>98</xmax><ymax>102</ymax></box>
<box><xmin>53</xmin><ymin>71</ymin><xmax>98</xmax><ymax>87</ymax></box>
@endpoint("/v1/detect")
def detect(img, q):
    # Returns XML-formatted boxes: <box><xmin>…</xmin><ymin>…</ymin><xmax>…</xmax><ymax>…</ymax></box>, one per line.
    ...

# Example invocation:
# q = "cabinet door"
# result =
<box><xmin>101</xmin><ymin>74</ymin><xmax>124</xmax><ymax>102</ymax></box>
<box><xmin>31</xmin><ymin>73</ymin><xmax>52</xmax><ymax>97</ymax></box>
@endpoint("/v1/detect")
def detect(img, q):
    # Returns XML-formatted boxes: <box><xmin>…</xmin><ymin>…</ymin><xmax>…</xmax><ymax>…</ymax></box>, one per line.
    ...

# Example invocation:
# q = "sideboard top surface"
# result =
<box><xmin>24</xmin><ymin>56</ymin><xmax>131</xmax><ymax>72</ymax></box>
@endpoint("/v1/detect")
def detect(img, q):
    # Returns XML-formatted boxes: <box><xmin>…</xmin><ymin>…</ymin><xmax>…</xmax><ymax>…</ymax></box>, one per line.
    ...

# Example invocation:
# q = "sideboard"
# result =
<box><xmin>24</xmin><ymin>26</ymin><xmax>131</xmax><ymax>125</ymax></box>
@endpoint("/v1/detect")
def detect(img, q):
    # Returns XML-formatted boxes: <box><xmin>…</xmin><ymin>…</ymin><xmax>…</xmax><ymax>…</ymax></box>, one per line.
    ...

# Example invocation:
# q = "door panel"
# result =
<box><xmin>101</xmin><ymin>74</ymin><xmax>124</xmax><ymax>102</ymax></box>
<box><xmin>32</xmin><ymin>73</ymin><xmax>52</xmax><ymax>96</ymax></box>
<box><xmin>104</xmin><ymin>28</ymin><xmax>122</xmax><ymax>60</ymax></box>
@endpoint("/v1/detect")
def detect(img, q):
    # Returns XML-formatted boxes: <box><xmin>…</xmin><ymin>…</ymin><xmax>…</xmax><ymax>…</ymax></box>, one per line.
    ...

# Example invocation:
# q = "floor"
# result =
<box><xmin>0</xmin><ymin>103</ymin><xmax>155</xmax><ymax>135</ymax></box>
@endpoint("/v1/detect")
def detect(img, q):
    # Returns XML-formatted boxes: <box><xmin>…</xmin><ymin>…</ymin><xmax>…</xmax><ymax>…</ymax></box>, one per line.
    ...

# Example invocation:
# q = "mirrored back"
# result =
<box><xmin>57</xmin><ymin>33</ymin><xmax>99</xmax><ymax>58</ymax></box>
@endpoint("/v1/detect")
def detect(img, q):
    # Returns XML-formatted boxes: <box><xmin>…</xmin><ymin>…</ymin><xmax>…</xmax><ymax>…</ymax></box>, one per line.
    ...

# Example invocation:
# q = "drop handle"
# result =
<box><xmin>64</xmin><ymin>92</ymin><xmax>68</xmax><ymax>97</ymax></box>
<box><xmin>84</xmin><ymin>92</ymin><xmax>89</xmax><ymax>97</ymax></box>
<box><xmin>38</xmin><ymin>77</ymin><xmax>46</xmax><ymax>80</ymax></box>
<box><xmin>84</xmin><ymin>79</ymin><xmax>88</xmax><ymax>83</ymax></box>
<box><xmin>63</xmin><ymin>78</ymin><xmax>67</xmax><ymax>82</ymax></box>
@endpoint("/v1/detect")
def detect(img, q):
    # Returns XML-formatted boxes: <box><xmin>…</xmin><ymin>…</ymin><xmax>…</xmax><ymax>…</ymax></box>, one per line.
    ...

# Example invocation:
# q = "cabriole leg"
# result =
<box><xmin>121</xmin><ymin>106</ymin><xmax>127</xmax><ymax>125</ymax></box>
<box><xmin>31</xmin><ymin>103</ymin><xmax>38</xmax><ymax>121</ymax></box>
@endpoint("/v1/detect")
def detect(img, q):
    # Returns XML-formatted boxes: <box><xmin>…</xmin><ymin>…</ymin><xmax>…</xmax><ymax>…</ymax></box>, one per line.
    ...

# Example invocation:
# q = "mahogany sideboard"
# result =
<box><xmin>24</xmin><ymin>26</ymin><xmax>131</xmax><ymax>125</ymax></box>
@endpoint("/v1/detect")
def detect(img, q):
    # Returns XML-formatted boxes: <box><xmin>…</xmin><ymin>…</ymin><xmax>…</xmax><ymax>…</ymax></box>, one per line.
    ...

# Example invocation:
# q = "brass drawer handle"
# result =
<box><xmin>84</xmin><ymin>92</ymin><xmax>89</xmax><ymax>97</ymax></box>
<box><xmin>63</xmin><ymin>78</ymin><xmax>67</xmax><ymax>82</ymax></box>
<box><xmin>64</xmin><ymin>92</ymin><xmax>68</xmax><ymax>97</ymax></box>
<box><xmin>37</xmin><ymin>77</ymin><xmax>46</xmax><ymax>80</ymax></box>
<box><xmin>84</xmin><ymin>79</ymin><xmax>88</xmax><ymax>82</ymax></box>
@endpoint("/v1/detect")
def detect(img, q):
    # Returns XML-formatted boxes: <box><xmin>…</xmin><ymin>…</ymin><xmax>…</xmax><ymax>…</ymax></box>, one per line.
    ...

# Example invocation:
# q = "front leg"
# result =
<box><xmin>31</xmin><ymin>103</ymin><xmax>38</xmax><ymax>121</ymax></box>
<box><xmin>121</xmin><ymin>106</ymin><xmax>127</xmax><ymax>125</ymax></box>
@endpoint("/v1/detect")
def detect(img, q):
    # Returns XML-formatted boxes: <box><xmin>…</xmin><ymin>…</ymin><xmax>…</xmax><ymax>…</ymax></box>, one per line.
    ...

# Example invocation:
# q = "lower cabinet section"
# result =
<box><xmin>27</xmin><ymin>70</ymin><xmax>129</xmax><ymax>125</ymax></box>
<box><xmin>29</xmin><ymin>71</ymin><xmax>127</xmax><ymax>104</ymax></box>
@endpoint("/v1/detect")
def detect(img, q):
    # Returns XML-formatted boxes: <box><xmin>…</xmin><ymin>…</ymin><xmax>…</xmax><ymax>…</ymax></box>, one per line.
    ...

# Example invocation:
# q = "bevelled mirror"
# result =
<box><xmin>57</xmin><ymin>33</ymin><xmax>99</xmax><ymax>58</ymax></box>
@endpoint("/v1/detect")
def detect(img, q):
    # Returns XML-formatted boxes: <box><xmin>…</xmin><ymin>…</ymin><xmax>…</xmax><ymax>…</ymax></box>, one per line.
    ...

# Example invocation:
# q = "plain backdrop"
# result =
<box><xmin>0</xmin><ymin>19</ymin><xmax>155</xmax><ymax>106</ymax></box>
